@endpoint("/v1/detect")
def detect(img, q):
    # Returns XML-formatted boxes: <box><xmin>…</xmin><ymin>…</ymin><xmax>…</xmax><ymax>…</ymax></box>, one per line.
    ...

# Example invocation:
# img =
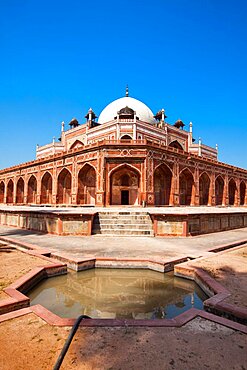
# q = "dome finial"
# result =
<box><xmin>125</xmin><ymin>84</ymin><xmax>129</xmax><ymax>97</ymax></box>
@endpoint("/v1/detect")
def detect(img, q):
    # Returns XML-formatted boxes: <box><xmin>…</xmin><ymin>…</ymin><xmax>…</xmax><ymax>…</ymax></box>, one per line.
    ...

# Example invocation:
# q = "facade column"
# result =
<box><xmin>146</xmin><ymin>152</ymin><xmax>154</xmax><ymax>206</ymax></box>
<box><xmin>170</xmin><ymin>160</ymin><xmax>179</xmax><ymax>206</ymax></box>
<box><xmin>244</xmin><ymin>181</ymin><xmax>247</xmax><ymax>206</ymax></box>
<box><xmin>105</xmin><ymin>162</ymin><xmax>111</xmax><ymax>206</ymax></box>
<box><xmin>193</xmin><ymin>166</ymin><xmax>199</xmax><ymax>206</ymax></box>
<box><xmin>52</xmin><ymin>165</ymin><xmax>58</xmax><ymax>205</ymax></box>
<box><xmin>4</xmin><ymin>178</ymin><xmax>7</xmax><ymax>204</ymax></box>
<box><xmin>222</xmin><ymin>174</ymin><xmax>228</xmax><ymax>206</ymax></box>
<box><xmin>71</xmin><ymin>159</ymin><xmax>78</xmax><ymax>205</ymax></box>
<box><xmin>24</xmin><ymin>174</ymin><xmax>28</xmax><ymax>204</ymax></box>
<box><xmin>235</xmin><ymin>178</ymin><xmax>240</xmax><ymax>206</ymax></box>
<box><xmin>36</xmin><ymin>171</ymin><xmax>41</xmax><ymax>204</ymax></box>
<box><xmin>13</xmin><ymin>177</ymin><xmax>17</xmax><ymax>204</ymax></box>
<box><xmin>96</xmin><ymin>150</ymin><xmax>105</xmax><ymax>206</ymax></box>
<box><xmin>208</xmin><ymin>172</ymin><xmax>215</xmax><ymax>206</ymax></box>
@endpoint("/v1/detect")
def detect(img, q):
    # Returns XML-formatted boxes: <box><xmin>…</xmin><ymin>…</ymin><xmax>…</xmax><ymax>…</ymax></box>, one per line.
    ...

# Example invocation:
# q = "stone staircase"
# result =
<box><xmin>92</xmin><ymin>211</ymin><xmax>154</xmax><ymax>236</ymax></box>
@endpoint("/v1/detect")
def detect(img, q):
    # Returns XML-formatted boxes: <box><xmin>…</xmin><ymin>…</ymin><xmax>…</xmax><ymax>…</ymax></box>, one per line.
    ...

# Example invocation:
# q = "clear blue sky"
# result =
<box><xmin>0</xmin><ymin>0</ymin><xmax>246</xmax><ymax>169</ymax></box>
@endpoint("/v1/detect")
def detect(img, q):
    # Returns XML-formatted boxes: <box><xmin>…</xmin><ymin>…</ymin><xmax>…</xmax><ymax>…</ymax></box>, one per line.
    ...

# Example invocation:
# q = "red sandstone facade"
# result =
<box><xmin>0</xmin><ymin>94</ymin><xmax>246</xmax><ymax>207</ymax></box>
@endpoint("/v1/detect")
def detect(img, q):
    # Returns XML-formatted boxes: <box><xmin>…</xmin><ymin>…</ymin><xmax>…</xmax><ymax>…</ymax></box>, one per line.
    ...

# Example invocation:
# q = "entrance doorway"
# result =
<box><xmin>121</xmin><ymin>190</ymin><xmax>129</xmax><ymax>205</ymax></box>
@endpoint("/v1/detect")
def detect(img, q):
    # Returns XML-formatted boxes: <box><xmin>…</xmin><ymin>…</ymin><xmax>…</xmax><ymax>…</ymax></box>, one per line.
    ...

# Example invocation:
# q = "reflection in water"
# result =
<box><xmin>28</xmin><ymin>269</ymin><xmax>208</xmax><ymax>319</ymax></box>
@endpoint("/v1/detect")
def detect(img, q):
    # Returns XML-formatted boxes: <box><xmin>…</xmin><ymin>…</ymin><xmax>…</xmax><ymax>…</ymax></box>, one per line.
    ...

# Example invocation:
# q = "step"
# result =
<box><xmin>92</xmin><ymin>211</ymin><xmax>154</xmax><ymax>237</ymax></box>
<box><xmin>97</xmin><ymin>215</ymin><xmax>151</xmax><ymax>221</ymax></box>
<box><xmin>98</xmin><ymin>211</ymin><xmax>148</xmax><ymax>216</ymax></box>
<box><xmin>92</xmin><ymin>229</ymin><xmax>154</xmax><ymax>236</ymax></box>
<box><xmin>93</xmin><ymin>223</ymin><xmax>153</xmax><ymax>230</ymax></box>
<box><xmin>95</xmin><ymin>218</ymin><xmax>152</xmax><ymax>225</ymax></box>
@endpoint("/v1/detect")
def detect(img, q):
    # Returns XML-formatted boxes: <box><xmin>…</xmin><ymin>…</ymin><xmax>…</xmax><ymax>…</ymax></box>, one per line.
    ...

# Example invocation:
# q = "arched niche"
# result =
<box><xmin>169</xmin><ymin>140</ymin><xmax>183</xmax><ymax>151</ymax></box>
<box><xmin>57</xmin><ymin>169</ymin><xmax>72</xmax><ymax>204</ymax></box>
<box><xmin>215</xmin><ymin>176</ymin><xmax>224</xmax><ymax>205</ymax></box>
<box><xmin>120</xmin><ymin>135</ymin><xmax>132</xmax><ymax>142</ymax></box>
<box><xmin>0</xmin><ymin>181</ymin><xmax>5</xmax><ymax>203</ymax></box>
<box><xmin>228</xmin><ymin>179</ymin><xmax>237</xmax><ymax>206</ymax></box>
<box><xmin>199</xmin><ymin>173</ymin><xmax>210</xmax><ymax>205</ymax></box>
<box><xmin>27</xmin><ymin>175</ymin><xmax>37</xmax><ymax>204</ymax></box>
<box><xmin>16</xmin><ymin>177</ymin><xmax>24</xmax><ymax>204</ymax></box>
<box><xmin>179</xmin><ymin>169</ymin><xmax>194</xmax><ymax>206</ymax></box>
<box><xmin>240</xmin><ymin>181</ymin><xmax>246</xmax><ymax>206</ymax></box>
<box><xmin>154</xmin><ymin>164</ymin><xmax>172</xmax><ymax>205</ymax></box>
<box><xmin>6</xmin><ymin>179</ymin><xmax>14</xmax><ymax>204</ymax></box>
<box><xmin>70</xmin><ymin>140</ymin><xmax>84</xmax><ymax>150</ymax></box>
<box><xmin>77</xmin><ymin>164</ymin><xmax>96</xmax><ymax>205</ymax></box>
<box><xmin>110</xmin><ymin>165</ymin><xmax>140</xmax><ymax>205</ymax></box>
<box><xmin>41</xmin><ymin>172</ymin><xmax>53</xmax><ymax>204</ymax></box>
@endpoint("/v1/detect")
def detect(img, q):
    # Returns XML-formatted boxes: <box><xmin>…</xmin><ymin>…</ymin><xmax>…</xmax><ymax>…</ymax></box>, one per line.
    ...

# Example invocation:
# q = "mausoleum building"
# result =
<box><xmin>0</xmin><ymin>90</ymin><xmax>246</xmax><ymax>207</ymax></box>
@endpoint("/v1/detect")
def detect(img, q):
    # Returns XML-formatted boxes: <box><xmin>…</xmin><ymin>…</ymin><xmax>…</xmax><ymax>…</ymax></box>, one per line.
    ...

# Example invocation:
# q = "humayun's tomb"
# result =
<box><xmin>0</xmin><ymin>89</ymin><xmax>247</xmax><ymax>237</ymax></box>
<box><xmin>0</xmin><ymin>88</ymin><xmax>246</xmax><ymax>208</ymax></box>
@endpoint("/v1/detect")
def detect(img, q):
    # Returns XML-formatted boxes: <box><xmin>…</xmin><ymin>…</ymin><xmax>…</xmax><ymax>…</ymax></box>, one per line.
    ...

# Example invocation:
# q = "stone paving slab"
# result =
<box><xmin>0</xmin><ymin>205</ymin><xmax>247</xmax><ymax>214</ymax></box>
<box><xmin>0</xmin><ymin>225</ymin><xmax>247</xmax><ymax>262</ymax></box>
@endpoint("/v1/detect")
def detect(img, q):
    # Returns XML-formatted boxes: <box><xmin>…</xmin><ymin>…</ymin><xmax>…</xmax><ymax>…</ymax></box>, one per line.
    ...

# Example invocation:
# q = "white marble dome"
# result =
<box><xmin>98</xmin><ymin>96</ymin><xmax>155</xmax><ymax>124</ymax></box>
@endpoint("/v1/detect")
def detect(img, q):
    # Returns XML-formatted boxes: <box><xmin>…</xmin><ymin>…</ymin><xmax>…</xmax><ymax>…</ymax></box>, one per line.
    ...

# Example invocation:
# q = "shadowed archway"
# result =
<box><xmin>154</xmin><ymin>164</ymin><xmax>172</xmax><ymax>205</ymax></box>
<box><xmin>41</xmin><ymin>172</ymin><xmax>53</xmax><ymax>204</ymax></box>
<box><xmin>169</xmin><ymin>140</ymin><xmax>183</xmax><ymax>150</ymax></box>
<box><xmin>6</xmin><ymin>180</ymin><xmax>14</xmax><ymax>203</ymax></box>
<box><xmin>77</xmin><ymin>164</ymin><xmax>96</xmax><ymax>205</ymax></box>
<box><xmin>215</xmin><ymin>176</ymin><xmax>224</xmax><ymax>206</ymax></box>
<box><xmin>27</xmin><ymin>175</ymin><xmax>37</xmax><ymax>204</ymax></box>
<box><xmin>179</xmin><ymin>169</ymin><xmax>194</xmax><ymax>205</ymax></box>
<box><xmin>240</xmin><ymin>181</ymin><xmax>246</xmax><ymax>206</ymax></box>
<box><xmin>57</xmin><ymin>169</ymin><xmax>72</xmax><ymax>204</ymax></box>
<box><xmin>16</xmin><ymin>177</ymin><xmax>24</xmax><ymax>203</ymax></box>
<box><xmin>199</xmin><ymin>173</ymin><xmax>210</xmax><ymax>205</ymax></box>
<box><xmin>110</xmin><ymin>165</ymin><xmax>140</xmax><ymax>205</ymax></box>
<box><xmin>228</xmin><ymin>179</ymin><xmax>237</xmax><ymax>206</ymax></box>
<box><xmin>0</xmin><ymin>181</ymin><xmax>5</xmax><ymax>203</ymax></box>
<box><xmin>120</xmin><ymin>135</ymin><xmax>132</xmax><ymax>142</ymax></box>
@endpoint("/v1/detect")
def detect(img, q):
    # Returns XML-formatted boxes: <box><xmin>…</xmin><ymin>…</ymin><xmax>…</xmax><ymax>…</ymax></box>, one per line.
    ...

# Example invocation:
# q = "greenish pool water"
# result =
<box><xmin>28</xmin><ymin>269</ymin><xmax>208</xmax><ymax>319</ymax></box>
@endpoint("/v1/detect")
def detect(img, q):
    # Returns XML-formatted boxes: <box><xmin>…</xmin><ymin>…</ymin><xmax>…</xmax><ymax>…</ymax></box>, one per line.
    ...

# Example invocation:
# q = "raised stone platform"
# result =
<box><xmin>0</xmin><ymin>205</ymin><xmax>246</xmax><ymax>237</ymax></box>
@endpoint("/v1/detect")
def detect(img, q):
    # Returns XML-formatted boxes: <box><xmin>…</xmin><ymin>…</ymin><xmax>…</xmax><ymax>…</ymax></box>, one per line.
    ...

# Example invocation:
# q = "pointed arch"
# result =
<box><xmin>57</xmin><ymin>168</ymin><xmax>72</xmax><ymax>204</ymax></box>
<box><xmin>110</xmin><ymin>164</ymin><xmax>140</xmax><ymax>205</ymax></box>
<box><xmin>120</xmin><ymin>135</ymin><xmax>132</xmax><ymax>141</ymax></box>
<box><xmin>6</xmin><ymin>179</ymin><xmax>14</xmax><ymax>204</ymax></box>
<box><xmin>199</xmin><ymin>172</ymin><xmax>210</xmax><ymax>205</ymax></box>
<box><xmin>179</xmin><ymin>168</ymin><xmax>194</xmax><ymax>205</ymax></box>
<box><xmin>16</xmin><ymin>177</ymin><xmax>24</xmax><ymax>203</ymax></box>
<box><xmin>215</xmin><ymin>175</ymin><xmax>224</xmax><ymax>206</ymax></box>
<box><xmin>77</xmin><ymin>164</ymin><xmax>96</xmax><ymax>205</ymax></box>
<box><xmin>41</xmin><ymin>172</ymin><xmax>53</xmax><ymax>204</ymax></box>
<box><xmin>154</xmin><ymin>164</ymin><xmax>172</xmax><ymax>205</ymax></box>
<box><xmin>228</xmin><ymin>178</ymin><xmax>237</xmax><ymax>206</ymax></box>
<box><xmin>70</xmin><ymin>140</ymin><xmax>84</xmax><ymax>150</ymax></box>
<box><xmin>0</xmin><ymin>181</ymin><xmax>5</xmax><ymax>203</ymax></box>
<box><xmin>240</xmin><ymin>181</ymin><xmax>246</xmax><ymax>206</ymax></box>
<box><xmin>27</xmin><ymin>175</ymin><xmax>37</xmax><ymax>204</ymax></box>
<box><xmin>169</xmin><ymin>140</ymin><xmax>183</xmax><ymax>151</ymax></box>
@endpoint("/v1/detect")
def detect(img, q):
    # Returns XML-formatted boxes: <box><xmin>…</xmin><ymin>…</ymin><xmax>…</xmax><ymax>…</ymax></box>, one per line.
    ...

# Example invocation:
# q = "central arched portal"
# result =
<box><xmin>110</xmin><ymin>165</ymin><xmax>140</xmax><ymax>205</ymax></box>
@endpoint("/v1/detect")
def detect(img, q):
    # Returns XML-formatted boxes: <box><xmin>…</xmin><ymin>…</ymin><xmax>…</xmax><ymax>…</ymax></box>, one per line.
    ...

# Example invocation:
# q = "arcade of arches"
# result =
<box><xmin>0</xmin><ymin>164</ymin><xmax>246</xmax><ymax>207</ymax></box>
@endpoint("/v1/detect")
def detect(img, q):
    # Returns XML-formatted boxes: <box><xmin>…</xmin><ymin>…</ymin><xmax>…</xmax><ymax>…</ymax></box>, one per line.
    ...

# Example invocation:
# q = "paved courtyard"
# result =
<box><xmin>0</xmin><ymin>224</ymin><xmax>247</xmax><ymax>262</ymax></box>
